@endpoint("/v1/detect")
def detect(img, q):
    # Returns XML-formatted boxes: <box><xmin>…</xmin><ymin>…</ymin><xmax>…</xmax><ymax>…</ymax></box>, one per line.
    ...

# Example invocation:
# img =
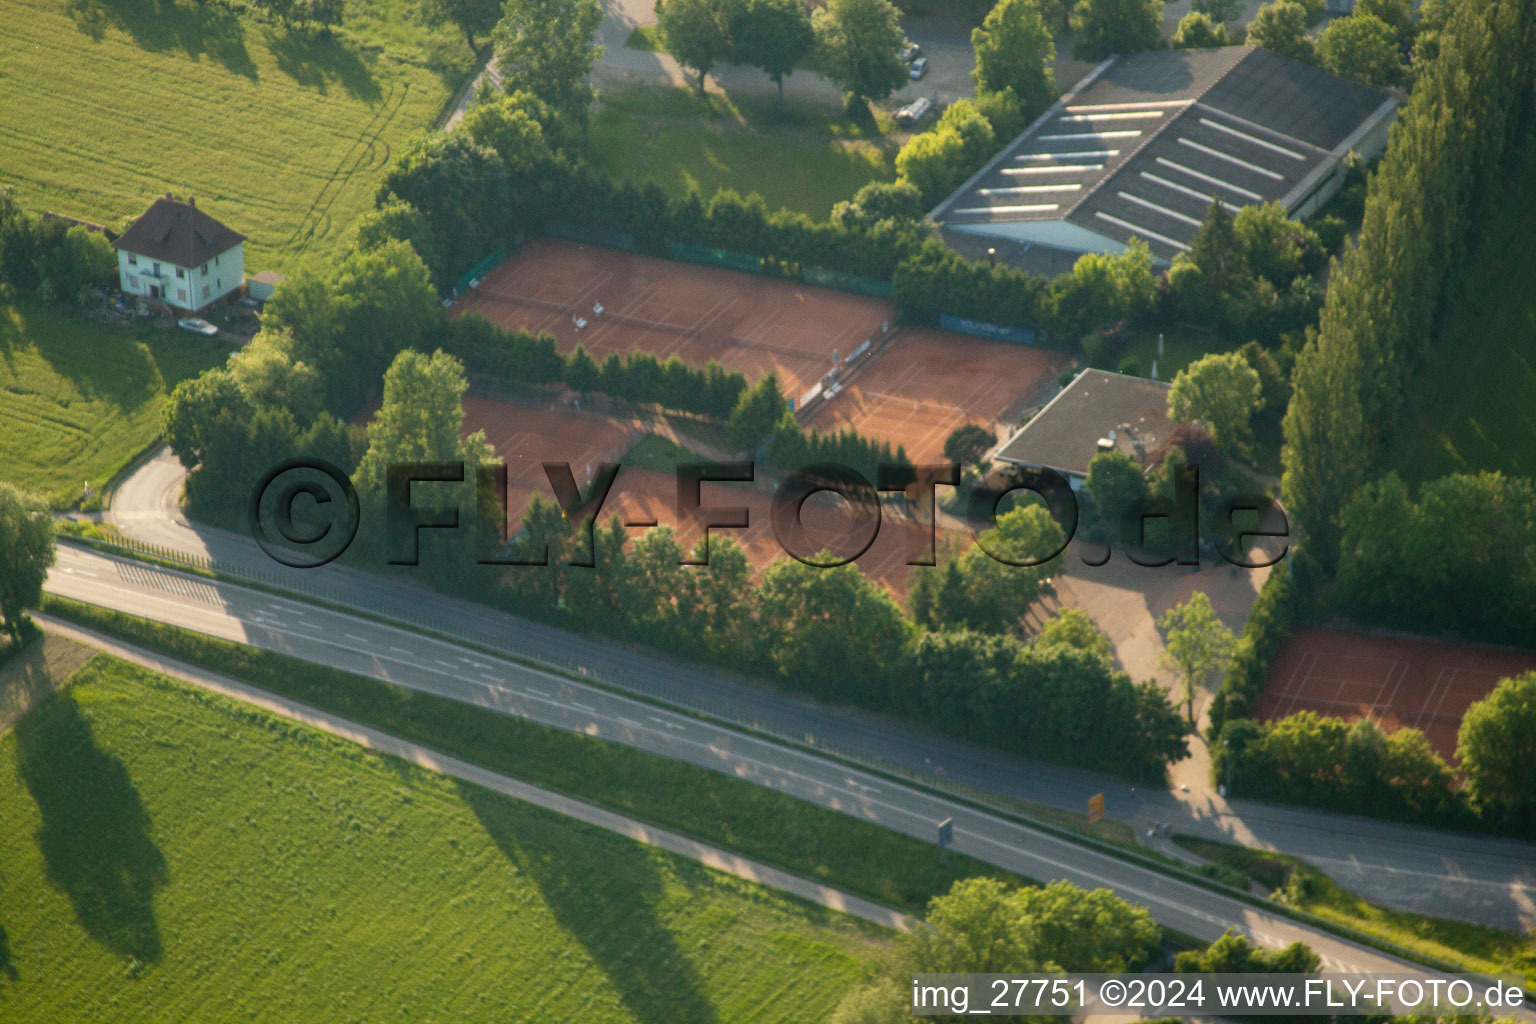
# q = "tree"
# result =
<box><xmin>657</xmin><ymin>0</ymin><xmax>732</xmax><ymax>95</ymax></box>
<box><xmin>756</xmin><ymin>557</ymin><xmax>913</xmax><ymax>707</ymax></box>
<box><xmin>725</xmin><ymin>372</ymin><xmax>788</xmax><ymax>451</ymax></box>
<box><xmin>1245</xmin><ymin>0</ymin><xmax>1314</xmax><ymax>62</ymax></box>
<box><xmin>1157</xmin><ymin>591</ymin><xmax>1235</xmax><ymax>724</ymax></box>
<box><xmin>943</xmin><ymin>423</ymin><xmax>996</xmax><ymax>471</ymax></box>
<box><xmin>948</xmin><ymin>502</ymin><xmax>1065</xmax><ymax>633</ymax></box>
<box><xmin>1069</xmin><ymin>0</ymin><xmax>1163</xmax><ymax>61</ymax></box>
<box><xmin>1316</xmin><ymin>13</ymin><xmax>1404</xmax><ymax>87</ymax></box>
<box><xmin>1456</xmin><ymin>672</ymin><xmax>1536</xmax><ymax>828</ymax></box>
<box><xmin>731</xmin><ymin>0</ymin><xmax>815</xmax><ymax>101</ymax></box>
<box><xmin>1354</xmin><ymin>0</ymin><xmax>1414</xmax><ymax>45</ymax></box>
<box><xmin>1167</xmin><ymin>352</ymin><xmax>1263</xmax><ymax>456</ymax></box>
<box><xmin>812</xmin><ymin>0</ymin><xmax>909</xmax><ymax>109</ymax></box>
<box><xmin>971</xmin><ymin>0</ymin><xmax>1055</xmax><ymax>121</ymax></box>
<box><xmin>1172</xmin><ymin>10</ymin><xmax>1227</xmax><ymax>48</ymax></box>
<box><xmin>1052</xmin><ymin>239</ymin><xmax>1155</xmax><ymax>338</ymax></box>
<box><xmin>354</xmin><ymin>349</ymin><xmax>496</xmax><ymax>576</ymax></box>
<box><xmin>0</xmin><ymin>483</ymin><xmax>55</xmax><ymax>643</ymax></box>
<box><xmin>906</xmin><ymin>878</ymin><xmax>1037</xmax><ymax>974</ymax></box>
<box><xmin>895</xmin><ymin>127</ymin><xmax>970</xmax><ymax>206</ymax></box>
<box><xmin>1176</xmin><ymin>929</ymin><xmax>1318</xmax><ymax>973</ymax></box>
<box><xmin>1084</xmin><ymin>450</ymin><xmax>1146</xmax><ymax>539</ymax></box>
<box><xmin>493</xmin><ymin>0</ymin><xmax>605</xmax><ymax>116</ymax></box>
<box><xmin>1192</xmin><ymin>0</ymin><xmax>1242</xmax><ymax>23</ymax></box>
<box><xmin>1014</xmin><ymin>880</ymin><xmax>1160</xmax><ymax>971</ymax></box>
<box><xmin>830</xmin><ymin>178</ymin><xmax>924</xmax><ymax>229</ymax></box>
<box><xmin>418</xmin><ymin>0</ymin><xmax>502</xmax><ymax>52</ymax></box>
<box><xmin>1032</xmin><ymin>607</ymin><xmax>1114</xmax><ymax>667</ymax></box>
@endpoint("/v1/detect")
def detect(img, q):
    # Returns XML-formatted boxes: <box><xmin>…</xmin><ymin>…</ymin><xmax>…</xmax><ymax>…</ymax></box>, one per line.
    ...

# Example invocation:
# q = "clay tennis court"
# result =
<box><xmin>460</xmin><ymin>397</ymin><xmax>950</xmax><ymax>593</ymax></box>
<box><xmin>1257</xmin><ymin>628</ymin><xmax>1536</xmax><ymax>760</ymax></box>
<box><xmin>597</xmin><ymin>466</ymin><xmax>954</xmax><ymax>595</ymax></box>
<box><xmin>806</xmin><ymin>327</ymin><xmax>1068</xmax><ymax>461</ymax></box>
<box><xmin>453</xmin><ymin>238</ymin><xmax>894</xmax><ymax>401</ymax></box>
<box><xmin>461</xmin><ymin>396</ymin><xmax>643</xmax><ymax>521</ymax></box>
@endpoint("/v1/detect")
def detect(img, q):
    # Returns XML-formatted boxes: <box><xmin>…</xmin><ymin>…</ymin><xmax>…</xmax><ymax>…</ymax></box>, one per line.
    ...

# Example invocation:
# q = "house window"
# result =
<box><xmin>175</xmin><ymin>267</ymin><xmax>185</xmax><ymax>279</ymax></box>
<box><xmin>127</xmin><ymin>275</ymin><xmax>139</xmax><ymax>289</ymax></box>
<box><xmin>177</xmin><ymin>288</ymin><xmax>187</xmax><ymax>302</ymax></box>
<box><xmin>202</xmin><ymin>285</ymin><xmax>210</xmax><ymax>300</ymax></box>
<box><xmin>201</xmin><ymin>262</ymin><xmax>208</xmax><ymax>275</ymax></box>
<box><xmin>215</xmin><ymin>254</ymin><xmax>220</xmax><ymax>267</ymax></box>
<box><xmin>153</xmin><ymin>262</ymin><xmax>161</xmax><ymax>276</ymax></box>
<box><xmin>127</xmin><ymin>253</ymin><xmax>137</xmax><ymax>266</ymax></box>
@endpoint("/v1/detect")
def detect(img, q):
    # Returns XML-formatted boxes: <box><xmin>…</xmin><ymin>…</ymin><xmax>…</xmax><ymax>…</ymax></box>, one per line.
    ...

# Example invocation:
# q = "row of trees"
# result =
<box><xmin>1280</xmin><ymin>0</ymin><xmax>1536</xmax><ymax>568</ymax></box>
<box><xmin>657</xmin><ymin>0</ymin><xmax>906</xmax><ymax>108</ymax></box>
<box><xmin>1241</xmin><ymin>0</ymin><xmax>1452</xmax><ymax>88</ymax></box>
<box><xmin>1218</xmin><ymin>671</ymin><xmax>1536</xmax><ymax>833</ymax></box>
<box><xmin>0</xmin><ymin>190</ymin><xmax>117</xmax><ymax>306</ymax></box>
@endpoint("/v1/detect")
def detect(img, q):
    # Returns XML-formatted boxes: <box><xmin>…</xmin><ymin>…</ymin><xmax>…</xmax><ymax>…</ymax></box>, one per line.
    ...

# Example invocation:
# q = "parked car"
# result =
<box><xmin>908</xmin><ymin>57</ymin><xmax>929</xmax><ymax>80</ymax></box>
<box><xmin>177</xmin><ymin>317</ymin><xmax>219</xmax><ymax>336</ymax></box>
<box><xmin>896</xmin><ymin>96</ymin><xmax>933</xmax><ymax>126</ymax></box>
<box><xmin>900</xmin><ymin>41</ymin><xmax>921</xmax><ymax>62</ymax></box>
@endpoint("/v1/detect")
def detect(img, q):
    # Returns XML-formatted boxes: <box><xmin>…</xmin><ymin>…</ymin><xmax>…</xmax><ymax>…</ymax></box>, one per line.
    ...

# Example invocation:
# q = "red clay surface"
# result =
<box><xmin>806</xmin><ymin>327</ymin><xmax>1068</xmax><ymax>461</ymax></box>
<box><xmin>461</xmin><ymin>398</ymin><xmax>951</xmax><ymax>594</ymax></box>
<box><xmin>461</xmin><ymin>396</ymin><xmax>643</xmax><ymax>521</ymax></box>
<box><xmin>1257</xmin><ymin>628</ymin><xmax>1536</xmax><ymax>760</ymax></box>
<box><xmin>597</xmin><ymin>467</ymin><xmax>954</xmax><ymax>596</ymax></box>
<box><xmin>453</xmin><ymin>238</ymin><xmax>894</xmax><ymax>401</ymax></box>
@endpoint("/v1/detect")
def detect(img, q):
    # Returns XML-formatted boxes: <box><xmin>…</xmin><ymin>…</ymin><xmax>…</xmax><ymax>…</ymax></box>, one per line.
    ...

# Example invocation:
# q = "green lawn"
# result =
<box><xmin>44</xmin><ymin>595</ymin><xmax>1032</xmax><ymax>912</ymax></box>
<box><xmin>0</xmin><ymin>655</ymin><xmax>888</xmax><ymax>1021</ymax></box>
<box><xmin>1383</xmin><ymin>144</ymin><xmax>1536</xmax><ymax>483</ymax></box>
<box><xmin>0</xmin><ymin>0</ymin><xmax>469</xmax><ymax>271</ymax></box>
<box><xmin>588</xmin><ymin>86</ymin><xmax>898</xmax><ymax>218</ymax></box>
<box><xmin>1174</xmin><ymin>835</ymin><xmax>1536</xmax><ymax>981</ymax></box>
<box><xmin>0</xmin><ymin>303</ymin><xmax>226</xmax><ymax>505</ymax></box>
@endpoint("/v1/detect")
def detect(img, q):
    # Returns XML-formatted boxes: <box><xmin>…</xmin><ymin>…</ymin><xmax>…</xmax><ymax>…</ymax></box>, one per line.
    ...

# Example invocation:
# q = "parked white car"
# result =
<box><xmin>177</xmin><ymin>317</ymin><xmax>219</xmax><ymax>336</ymax></box>
<box><xmin>908</xmin><ymin>57</ymin><xmax>930</xmax><ymax>80</ymax></box>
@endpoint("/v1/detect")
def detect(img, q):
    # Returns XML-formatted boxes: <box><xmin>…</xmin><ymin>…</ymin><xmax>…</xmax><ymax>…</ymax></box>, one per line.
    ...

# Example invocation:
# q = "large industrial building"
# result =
<box><xmin>930</xmin><ymin>46</ymin><xmax>1399</xmax><ymax>265</ymax></box>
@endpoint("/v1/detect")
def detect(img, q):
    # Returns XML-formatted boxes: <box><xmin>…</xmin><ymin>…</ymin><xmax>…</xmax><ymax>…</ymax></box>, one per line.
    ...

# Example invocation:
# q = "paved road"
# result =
<box><xmin>99</xmin><ymin>451</ymin><xmax>1536</xmax><ymax>934</ymax></box>
<box><xmin>43</xmin><ymin>543</ymin><xmax>1534</xmax><ymax>997</ymax></box>
<box><xmin>38</xmin><ymin>617</ymin><xmax>914</xmax><ymax>933</ymax></box>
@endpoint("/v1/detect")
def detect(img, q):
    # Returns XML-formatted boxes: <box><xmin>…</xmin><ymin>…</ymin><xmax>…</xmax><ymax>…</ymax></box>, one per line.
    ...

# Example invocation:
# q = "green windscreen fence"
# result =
<box><xmin>802</xmin><ymin>265</ymin><xmax>893</xmax><ymax>297</ymax></box>
<box><xmin>547</xmin><ymin>221</ymin><xmax>637</xmax><ymax>251</ymax></box>
<box><xmin>670</xmin><ymin>242</ymin><xmax>764</xmax><ymax>274</ymax></box>
<box><xmin>453</xmin><ymin>245</ymin><xmax>508</xmax><ymax>295</ymax></box>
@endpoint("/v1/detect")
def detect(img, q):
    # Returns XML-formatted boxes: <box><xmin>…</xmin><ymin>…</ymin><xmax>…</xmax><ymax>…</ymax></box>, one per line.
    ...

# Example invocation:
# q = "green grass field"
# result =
<box><xmin>0</xmin><ymin>655</ymin><xmax>888</xmax><ymax>1021</ymax></box>
<box><xmin>1384</xmin><ymin>144</ymin><xmax>1536</xmax><ymax>483</ymax></box>
<box><xmin>0</xmin><ymin>303</ymin><xmax>226</xmax><ymax>505</ymax></box>
<box><xmin>0</xmin><ymin>0</ymin><xmax>468</xmax><ymax>271</ymax></box>
<box><xmin>44</xmin><ymin>595</ymin><xmax>1035</xmax><ymax>911</ymax></box>
<box><xmin>589</xmin><ymin>86</ymin><xmax>897</xmax><ymax>218</ymax></box>
<box><xmin>1174</xmin><ymin>835</ymin><xmax>1536</xmax><ymax>980</ymax></box>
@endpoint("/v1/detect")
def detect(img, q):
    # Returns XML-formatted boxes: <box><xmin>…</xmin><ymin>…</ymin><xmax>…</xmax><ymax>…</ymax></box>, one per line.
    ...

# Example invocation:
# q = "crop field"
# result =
<box><xmin>0</xmin><ymin>303</ymin><xmax>226</xmax><ymax>505</ymax></box>
<box><xmin>0</xmin><ymin>655</ymin><xmax>887</xmax><ymax>1022</ymax></box>
<box><xmin>0</xmin><ymin>0</ymin><xmax>465</xmax><ymax>271</ymax></box>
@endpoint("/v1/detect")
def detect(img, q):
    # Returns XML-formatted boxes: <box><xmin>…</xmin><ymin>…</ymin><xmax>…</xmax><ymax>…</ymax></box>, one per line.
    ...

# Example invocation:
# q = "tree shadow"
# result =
<box><xmin>456</xmin><ymin>782</ymin><xmax>721</xmax><ymax>1024</ymax></box>
<box><xmin>0</xmin><ymin>921</ymin><xmax>15</xmax><ymax>982</ymax></box>
<box><xmin>14</xmin><ymin>691</ymin><xmax>168</xmax><ymax>965</ymax></box>
<box><xmin>65</xmin><ymin>0</ymin><xmax>257</xmax><ymax>81</ymax></box>
<box><xmin>263</xmin><ymin>27</ymin><xmax>381</xmax><ymax>103</ymax></box>
<box><xmin>25</xmin><ymin>316</ymin><xmax>167</xmax><ymax>412</ymax></box>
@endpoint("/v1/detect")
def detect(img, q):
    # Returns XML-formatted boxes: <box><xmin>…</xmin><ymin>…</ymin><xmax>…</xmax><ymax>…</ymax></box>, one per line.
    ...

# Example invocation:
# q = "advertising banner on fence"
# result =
<box><xmin>938</xmin><ymin>314</ymin><xmax>1037</xmax><ymax>345</ymax></box>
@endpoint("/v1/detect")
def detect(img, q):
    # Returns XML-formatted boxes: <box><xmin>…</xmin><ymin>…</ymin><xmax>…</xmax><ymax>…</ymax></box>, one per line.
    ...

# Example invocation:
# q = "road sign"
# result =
<box><xmin>937</xmin><ymin>818</ymin><xmax>953</xmax><ymax>849</ymax></box>
<box><xmin>1087</xmin><ymin>792</ymin><xmax>1105</xmax><ymax>824</ymax></box>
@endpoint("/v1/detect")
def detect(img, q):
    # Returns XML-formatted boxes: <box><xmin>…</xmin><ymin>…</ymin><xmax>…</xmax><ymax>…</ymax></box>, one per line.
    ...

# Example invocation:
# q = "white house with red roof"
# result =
<box><xmin>113</xmin><ymin>193</ymin><xmax>246</xmax><ymax>313</ymax></box>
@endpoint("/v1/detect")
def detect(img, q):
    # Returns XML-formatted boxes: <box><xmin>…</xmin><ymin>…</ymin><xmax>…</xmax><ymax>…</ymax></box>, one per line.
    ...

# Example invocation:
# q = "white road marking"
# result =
<box><xmin>568</xmin><ymin>701</ymin><xmax>595</xmax><ymax>713</ymax></box>
<box><xmin>345</xmin><ymin>634</ymin><xmax>368</xmax><ymax>643</ymax></box>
